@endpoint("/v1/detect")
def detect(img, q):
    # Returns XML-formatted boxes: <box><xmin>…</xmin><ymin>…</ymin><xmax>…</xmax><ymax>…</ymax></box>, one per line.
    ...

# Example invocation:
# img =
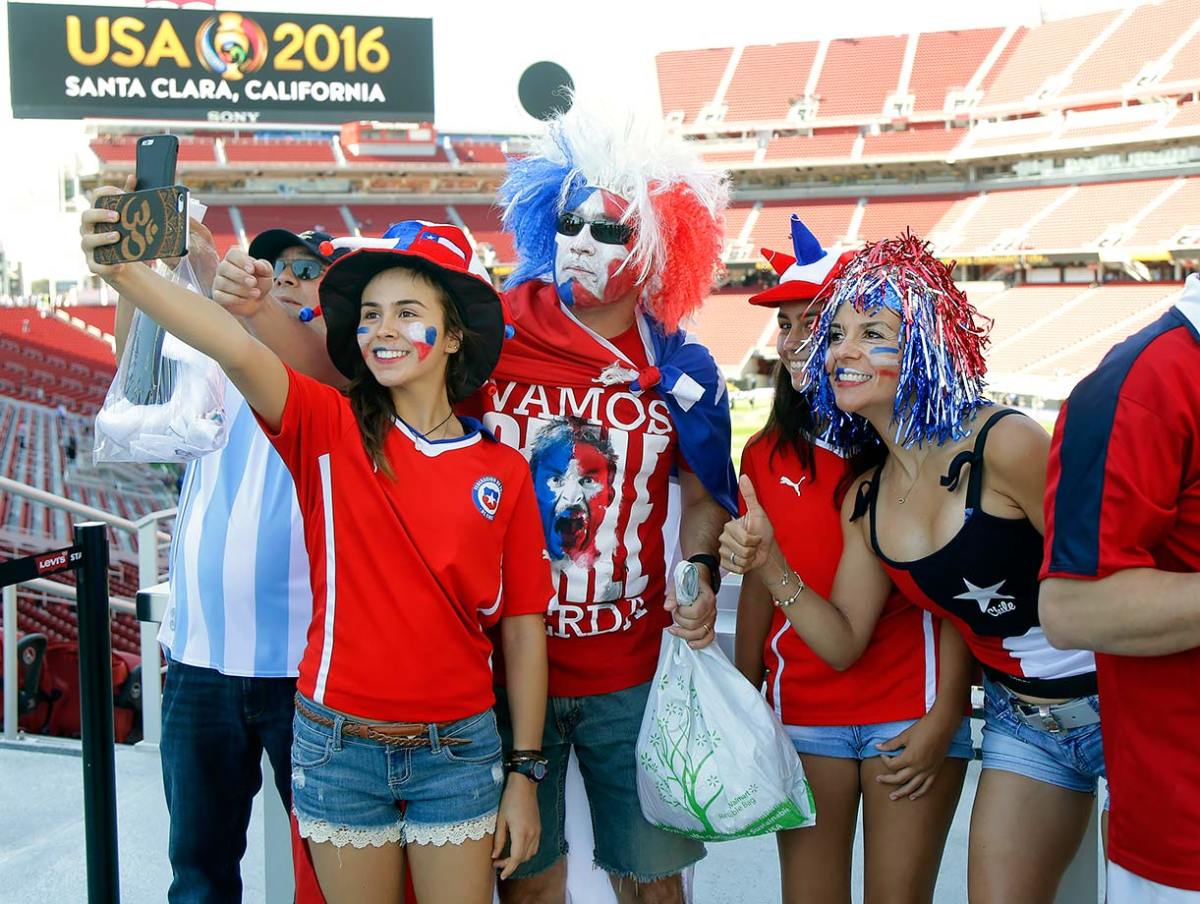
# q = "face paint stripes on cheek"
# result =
<box><xmin>403</xmin><ymin>322</ymin><xmax>437</xmax><ymax>361</ymax></box>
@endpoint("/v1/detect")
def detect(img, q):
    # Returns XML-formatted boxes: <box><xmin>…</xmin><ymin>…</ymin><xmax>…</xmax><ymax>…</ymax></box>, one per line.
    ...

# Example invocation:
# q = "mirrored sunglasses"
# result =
<box><xmin>273</xmin><ymin>259</ymin><xmax>324</xmax><ymax>280</ymax></box>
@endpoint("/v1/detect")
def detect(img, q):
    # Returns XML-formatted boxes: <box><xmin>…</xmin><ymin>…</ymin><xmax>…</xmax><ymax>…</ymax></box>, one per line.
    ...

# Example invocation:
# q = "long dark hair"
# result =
<box><xmin>346</xmin><ymin>266</ymin><xmax>476</xmax><ymax>479</ymax></box>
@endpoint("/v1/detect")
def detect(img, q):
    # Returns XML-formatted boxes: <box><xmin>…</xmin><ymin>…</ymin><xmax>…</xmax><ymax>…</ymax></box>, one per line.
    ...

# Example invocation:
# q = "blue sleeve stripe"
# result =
<box><xmin>1048</xmin><ymin>311</ymin><xmax>1181</xmax><ymax>576</ymax></box>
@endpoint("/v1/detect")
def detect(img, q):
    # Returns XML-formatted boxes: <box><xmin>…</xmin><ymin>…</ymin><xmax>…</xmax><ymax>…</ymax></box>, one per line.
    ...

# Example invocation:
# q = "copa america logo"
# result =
<box><xmin>472</xmin><ymin>476</ymin><xmax>503</xmax><ymax>521</ymax></box>
<box><xmin>195</xmin><ymin>13</ymin><xmax>268</xmax><ymax>80</ymax></box>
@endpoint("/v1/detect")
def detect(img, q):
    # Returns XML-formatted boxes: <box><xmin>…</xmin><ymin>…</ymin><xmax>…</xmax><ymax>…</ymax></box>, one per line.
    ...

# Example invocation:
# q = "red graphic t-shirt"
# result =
<box><xmin>474</xmin><ymin>296</ymin><xmax>681</xmax><ymax>697</ymax></box>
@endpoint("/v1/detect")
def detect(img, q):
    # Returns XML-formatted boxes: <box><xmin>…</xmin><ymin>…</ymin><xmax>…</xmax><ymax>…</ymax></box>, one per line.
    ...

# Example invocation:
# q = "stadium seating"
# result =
<box><xmin>979</xmin><ymin>10</ymin><xmax>1121</xmax><ymax>109</ymax></box>
<box><xmin>454</xmin><ymin>205</ymin><xmax>515</xmax><ymax>267</ymax></box>
<box><xmin>752</xmin><ymin>199</ymin><xmax>860</xmax><ymax>250</ymax></box>
<box><xmin>986</xmin><ymin>282</ymin><xmax>1184</xmax><ymax>380</ymax></box>
<box><xmin>814</xmin><ymin>35</ymin><xmax>908</xmax><ymax>119</ymax></box>
<box><xmin>722</xmin><ymin>42</ymin><xmax>820</xmax><ymax>123</ymax></box>
<box><xmin>689</xmin><ymin>292</ymin><xmax>775</xmax><ymax>373</ymax></box>
<box><xmin>907</xmin><ymin>29</ymin><xmax>1004</xmax><ymax>114</ymax></box>
<box><xmin>237</xmin><ymin>205</ymin><xmax>350</xmax><ymax>240</ymax></box>
<box><xmin>348</xmin><ymin>204</ymin><xmax>451</xmax><ymax>237</ymax></box>
<box><xmin>763</xmin><ymin>132</ymin><xmax>857</xmax><ymax>162</ymax></box>
<box><xmin>859</xmin><ymin>127</ymin><xmax>964</xmax><ymax>159</ymax></box>
<box><xmin>223</xmin><ymin>138</ymin><xmax>336</xmax><ymax>165</ymax></box>
<box><xmin>1023</xmin><ymin>178</ymin><xmax>1177</xmax><ymax>250</ymax></box>
<box><xmin>656</xmin><ymin>47</ymin><xmax>734</xmax><ymax>124</ymax></box>
<box><xmin>452</xmin><ymin>140</ymin><xmax>507</xmax><ymax>164</ymax></box>
<box><xmin>856</xmin><ymin>195</ymin><xmax>968</xmax><ymax>243</ymax></box>
<box><xmin>1060</xmin><ymin>0</ymin><xmax>1198</xmax><ymax>101</ymax></box>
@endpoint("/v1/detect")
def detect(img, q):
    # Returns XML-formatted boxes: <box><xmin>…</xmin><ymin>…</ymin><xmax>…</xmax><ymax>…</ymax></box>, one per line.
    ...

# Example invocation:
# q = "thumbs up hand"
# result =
<box><xmin>720</xmin><ymin>475</ymin><xmax>775</xmax><ymax>574</ymax></box>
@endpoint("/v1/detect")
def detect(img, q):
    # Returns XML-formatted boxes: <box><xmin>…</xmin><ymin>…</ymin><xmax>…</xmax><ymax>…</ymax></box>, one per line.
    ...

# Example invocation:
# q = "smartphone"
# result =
<box><xmin>135</xmin><ymin>134</ymin><xmax>178</xmax><ymax>190</ymax></box>
<box><xmin>94</xmin><ymin>186</ymin><xmax>188</xmax><ymax>265</ymax></box>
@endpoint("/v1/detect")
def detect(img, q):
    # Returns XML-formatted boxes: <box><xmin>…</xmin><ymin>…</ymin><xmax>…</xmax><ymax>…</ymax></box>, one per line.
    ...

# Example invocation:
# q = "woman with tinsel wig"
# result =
<box><xmin>734</xmin><ymin>218</ymin><xmax>973</xmax><ymax>904</ymax></box>
<box><xmin>722</xmin><ymin>232</ymin><xmax>1105</xmax><ymax>902</ymax></box>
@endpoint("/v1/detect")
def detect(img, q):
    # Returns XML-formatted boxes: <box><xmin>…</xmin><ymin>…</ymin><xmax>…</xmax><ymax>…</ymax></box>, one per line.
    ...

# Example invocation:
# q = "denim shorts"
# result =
<box><xmin>786</xmin><ymin>716</ymin><xmax>975</xmax><ymax>760</ymax></box>
<box><xmin>290</xmin><ymin>694</ymin><xmax>504</xmax><ymax>848</ymax></box>
<box><xmin>495</xmin><ymin>681</ymin><xmax>705</xmax><ymax>882</ymax></box>
<box><xmin>980</xmin><ymin>675</ymin><xmax>1106</xmax><ymax>795</ymax></box>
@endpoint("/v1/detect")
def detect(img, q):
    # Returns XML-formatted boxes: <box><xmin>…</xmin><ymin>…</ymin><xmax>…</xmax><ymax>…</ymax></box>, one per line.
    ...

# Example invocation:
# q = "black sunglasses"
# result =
<box><xmin>556</xmin><ymin>213</ymin><xmax>634</xmax><ymax>246</ymax></box>
<box><xmin>273</xmin><ymin>259</ymin><xmax>324</xmax><ymax>280</ymax></box>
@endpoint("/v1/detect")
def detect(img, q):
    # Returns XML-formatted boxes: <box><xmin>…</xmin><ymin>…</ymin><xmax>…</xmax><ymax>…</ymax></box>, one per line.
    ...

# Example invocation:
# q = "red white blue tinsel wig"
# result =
<box><xmin>803</xmin><ymin>232</ymin><xmax>992</xmax><ymax>450</ymax></box>
<box><xmin>498</xmin><ymin>101</ymin><xmax>728</xmax><ymax>332</ymax></box>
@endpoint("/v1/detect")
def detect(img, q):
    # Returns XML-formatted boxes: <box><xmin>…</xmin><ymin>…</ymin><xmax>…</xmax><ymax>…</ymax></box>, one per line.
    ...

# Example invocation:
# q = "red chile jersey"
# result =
<box><xmin>1042</xmin><ymin>288</ymin><xmax>1200</xmax><ymax>892</ymax></box>
<box><xmin>466</xmin><ymin>291</ymin><xmax>681</xmax><ymax>697</ymax></box>
<box><xmin>742</xmin><ymin>433</ymin><xmax>942</xmax><ymax>725</ymax></box>
<box><xmin>260</xmin><ymin>366</ymin><xmax>555</xmax><ymax>723</ymax></box>
<box><xmin>853</xmin><ymin>409</ymin><xmax>1096</xmax><ymax>697</ymax></box>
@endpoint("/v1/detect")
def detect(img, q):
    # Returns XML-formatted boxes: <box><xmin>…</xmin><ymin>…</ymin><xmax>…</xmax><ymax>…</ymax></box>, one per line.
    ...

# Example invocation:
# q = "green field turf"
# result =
<box><xmin>729</xmin><ymin>399</ymin><xmax>772</xmax><ymax>470</ymax></box>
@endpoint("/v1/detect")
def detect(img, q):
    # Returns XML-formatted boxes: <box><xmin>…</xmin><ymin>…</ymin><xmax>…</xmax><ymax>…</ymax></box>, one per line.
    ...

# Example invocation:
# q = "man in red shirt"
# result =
<box><xmin>473</xmin><ymin>103</ymin><xmax>735</xmax><ymax>903</ymax></box>
<box><xmin>1040</xmin><ymin>272</ymin><xmax>1200</xmax><ymax>901</ymax></box>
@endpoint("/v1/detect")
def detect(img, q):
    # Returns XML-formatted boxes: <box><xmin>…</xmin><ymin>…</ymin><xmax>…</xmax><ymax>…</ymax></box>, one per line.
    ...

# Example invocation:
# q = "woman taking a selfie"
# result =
<box><xmin>723</xmin><ymin>232</ymin><xmax>1104</xmax><ymax>903</ymax></box>
<box><xmin>81</xmin><ymin>200</ymin><xmax>553</xmax><ymax>904</ymax></box>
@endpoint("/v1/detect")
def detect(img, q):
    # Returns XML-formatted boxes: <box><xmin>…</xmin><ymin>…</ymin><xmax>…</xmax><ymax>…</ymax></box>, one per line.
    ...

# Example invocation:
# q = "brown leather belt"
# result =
<box><xmin>295</xmin><ymin>696</ymin><xmax>470</xmax><ymax>749</ymax></box>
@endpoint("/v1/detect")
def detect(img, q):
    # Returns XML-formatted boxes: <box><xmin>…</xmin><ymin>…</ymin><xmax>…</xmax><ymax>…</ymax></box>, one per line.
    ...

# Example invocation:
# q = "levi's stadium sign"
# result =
<box><xmin>6</xmin><ymin>3</ymin><xmax>433</xmax><ymax>124</ymax></box>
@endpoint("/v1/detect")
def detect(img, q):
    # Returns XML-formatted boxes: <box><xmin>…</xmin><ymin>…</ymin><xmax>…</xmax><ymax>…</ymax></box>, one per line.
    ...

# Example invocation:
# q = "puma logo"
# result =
<box><xmin>780</xmin><ymin>475</ymin><xmax>806</xmax><ymax>496</ymax></box>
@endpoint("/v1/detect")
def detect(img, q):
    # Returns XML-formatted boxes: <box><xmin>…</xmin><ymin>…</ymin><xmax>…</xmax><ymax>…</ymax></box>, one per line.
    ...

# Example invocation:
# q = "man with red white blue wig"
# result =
<box><xmin>468</xmin><ymin>100</ymin><xmax>735</xmax><ymax>902</ymax></box>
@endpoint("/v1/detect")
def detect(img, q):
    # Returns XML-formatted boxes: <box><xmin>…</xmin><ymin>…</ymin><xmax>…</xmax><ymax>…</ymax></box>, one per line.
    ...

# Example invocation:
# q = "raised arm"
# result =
<box><xmin>210</xmin><ymin>246</ymin><xmax>347</xmax><ymax>387</ymax></box>
<box><xmin>721</xmin><ymin>474</ymin><xmax>892</xmax><ymax>670</ymax></box>
<box><xmin>82</xmin><ymin>192</ymin><xmax>288</xmax><ymax>429</ymax></box>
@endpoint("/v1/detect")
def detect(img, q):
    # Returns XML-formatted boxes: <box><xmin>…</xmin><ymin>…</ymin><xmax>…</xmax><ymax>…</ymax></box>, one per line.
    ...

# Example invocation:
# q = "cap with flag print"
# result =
<box><xmin>748</xmin><ymin>215</ymin><xmax>855</xmax><ymax>307</ymax></box>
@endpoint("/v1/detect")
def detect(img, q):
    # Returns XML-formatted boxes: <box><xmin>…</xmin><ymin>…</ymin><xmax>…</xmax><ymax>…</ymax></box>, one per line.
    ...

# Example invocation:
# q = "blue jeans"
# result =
<box><xmin>495</xmin><ymin>681</ymin><xmax>706</xmax><ymax>882</ymax></box>
<box><xmin>980</xmin><ymin>675</ymin><xmax>1106</xmax><ymax>794</ymax></box>
<box><xmin>291</xmin><ymin>694</ymin><xmax>504</xmax><ymax>847</ymax></box>
<box><xmin>160</xmin><ymin>658</ymin><xmax>297</xmax><ymax>904</ymax></box>
<box><xmin>786</xmin><ymin>716</ymin><xmax>975</xmax><ymax>760</ymax></box>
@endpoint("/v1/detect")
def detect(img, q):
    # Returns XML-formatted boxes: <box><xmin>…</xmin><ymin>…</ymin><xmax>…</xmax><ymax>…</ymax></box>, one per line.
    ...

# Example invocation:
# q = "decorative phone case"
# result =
<box><xmin>93</xmin><ymin>185</ymin><xmax>189</xmax><ymax>264</ymax></box>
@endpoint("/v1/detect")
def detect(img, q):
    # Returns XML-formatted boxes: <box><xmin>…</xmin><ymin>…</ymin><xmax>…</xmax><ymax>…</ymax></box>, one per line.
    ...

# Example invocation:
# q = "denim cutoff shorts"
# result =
<box><xmin>291</xmin><ymin>694</ymin><xmax>504</xmax><ymax>848</ymax></box>
<box><xmin>786</xmin><ymin>716</ymin><xmax>975</xmax><ymax>760</ymax></box>
<box><xmin>980</xmin><ymin>675</ymin><xmax>1106</xmax><ymax>796</ymax></box>
<box><xmin>495</xmin><ymin>681</ymin><xmax>705</xmax><ymax>882</ymax></box>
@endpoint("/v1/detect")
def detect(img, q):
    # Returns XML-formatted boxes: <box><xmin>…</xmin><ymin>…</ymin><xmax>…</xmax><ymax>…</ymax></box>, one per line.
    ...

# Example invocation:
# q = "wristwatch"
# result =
<box><xmin>687</xmin><ymin>553</ymin><xmax>721</xmax><ymax>595</ymax></box>
<box><xmin>504</xmin><ymin>750</ymin><xmax>549</xmax><ymax>784</ymax></box>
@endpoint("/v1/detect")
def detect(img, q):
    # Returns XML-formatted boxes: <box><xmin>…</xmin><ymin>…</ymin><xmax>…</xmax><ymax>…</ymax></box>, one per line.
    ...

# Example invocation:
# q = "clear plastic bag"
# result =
<box><xmin>637</xmin><ymin>629</ymin><xmax>816</xmax><ymax>841</ymax></box>
<box><xmin>93</xmin><ymin>254</ymin><xmax>227</xmax><ymax>462</ymax></box>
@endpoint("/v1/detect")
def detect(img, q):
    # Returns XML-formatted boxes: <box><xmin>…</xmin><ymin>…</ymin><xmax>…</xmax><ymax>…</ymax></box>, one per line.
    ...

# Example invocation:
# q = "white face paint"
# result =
<box><xmin>552</xmin><ymin>187</ymin><xmax>638</xmax><ymax>308</ymax></box>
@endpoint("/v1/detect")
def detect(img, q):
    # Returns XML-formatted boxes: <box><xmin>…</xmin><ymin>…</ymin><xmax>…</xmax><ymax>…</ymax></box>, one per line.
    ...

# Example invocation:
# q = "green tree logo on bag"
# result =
<box><xmin>636</xmin><ymin>632</ymin><xmax>818</xmax><ymax>842</ymax></box>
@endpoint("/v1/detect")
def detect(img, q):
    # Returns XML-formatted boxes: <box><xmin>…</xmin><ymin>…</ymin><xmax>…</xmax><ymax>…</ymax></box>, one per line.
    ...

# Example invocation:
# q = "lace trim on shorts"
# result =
<box><xmin>404</xmin><ymin>811</ymin><xmax>497</xmax><ymax>847</ymax></box>
<box><xmin>296</xmin><ymin>816</ymin><xmax>404</xmax><ymax>849</ymax></box>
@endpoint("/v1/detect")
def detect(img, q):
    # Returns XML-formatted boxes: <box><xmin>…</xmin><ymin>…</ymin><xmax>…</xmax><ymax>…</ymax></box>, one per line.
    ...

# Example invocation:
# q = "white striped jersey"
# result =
<box><xmin>159</xmin><ymin>379</ymin><xmax>311</xmax><ymax>678</ymax></box>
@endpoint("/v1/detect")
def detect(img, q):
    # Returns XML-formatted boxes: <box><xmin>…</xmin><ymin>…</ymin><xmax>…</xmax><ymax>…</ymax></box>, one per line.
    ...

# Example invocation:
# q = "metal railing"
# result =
<box><xmin>0</xmin><ymin>474</ymin><xmax>176</xmax><ymax>746</ymax></box>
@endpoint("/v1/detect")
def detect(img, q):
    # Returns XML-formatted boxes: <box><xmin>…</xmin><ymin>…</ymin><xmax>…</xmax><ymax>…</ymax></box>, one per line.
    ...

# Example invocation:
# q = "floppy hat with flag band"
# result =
<box><xmin>319</xmin><ymin>221</ymin><xmax>506</xmax><ymax>399</ymax></box>
<box><xmin>749</xmin><ymin>215</ymin><xmax>854</xmax><ymax>307</ymax></box>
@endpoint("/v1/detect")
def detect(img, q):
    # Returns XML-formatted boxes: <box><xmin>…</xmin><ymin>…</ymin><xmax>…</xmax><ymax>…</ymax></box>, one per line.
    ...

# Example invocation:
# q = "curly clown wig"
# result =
<box><xmin>498</xmin><ymin>100</ymin><xmax>729</xmax><ymax>332</ymax></box>
<box><xmin>803</xmin><ymin>231</ymin><xmax>992</xmax><ymax>450</ymax></box>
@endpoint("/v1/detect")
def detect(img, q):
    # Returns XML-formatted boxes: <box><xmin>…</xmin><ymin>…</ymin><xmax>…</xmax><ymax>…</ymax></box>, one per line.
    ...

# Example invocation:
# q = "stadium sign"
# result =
<box><xmin>6</xmin><ymin>3</ymin><xmax>433</xmax><ymax>124</ymax></box>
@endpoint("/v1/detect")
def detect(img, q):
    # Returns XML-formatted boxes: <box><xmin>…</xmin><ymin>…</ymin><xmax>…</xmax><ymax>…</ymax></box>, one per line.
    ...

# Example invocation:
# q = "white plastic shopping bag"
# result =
<box><xmin>94</xmin><ymin>252</ymin><xmax>227</xmax><ymax>463</ymax></box>
<box><xmin>637</xmin><ymin>629</ymin><xmax>816</xmax><ymax>841</ymax></box>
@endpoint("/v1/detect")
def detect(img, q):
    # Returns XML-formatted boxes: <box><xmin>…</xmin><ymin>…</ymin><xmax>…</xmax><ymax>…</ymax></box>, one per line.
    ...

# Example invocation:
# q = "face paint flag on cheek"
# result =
<box><xmin>404</xmin><ymin>322</ymin><xmax>438</xmax><ymax>361</ymax></box>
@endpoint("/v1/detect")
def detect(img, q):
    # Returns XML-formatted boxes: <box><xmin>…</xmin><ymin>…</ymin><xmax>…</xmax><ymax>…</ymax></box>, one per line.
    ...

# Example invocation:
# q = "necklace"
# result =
<box><xmin>896</xmin><ymin>454</ymin><xmax>930</xmax><ymax>505</ymax></box>
<box><xmin>414</xmin><ymin>410</ymin><xmax>456</xmax><ymax>440</ymax></box>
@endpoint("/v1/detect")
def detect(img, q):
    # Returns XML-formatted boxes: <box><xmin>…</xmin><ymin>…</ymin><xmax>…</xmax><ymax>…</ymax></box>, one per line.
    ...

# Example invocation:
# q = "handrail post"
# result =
<box><xmin>75</xmin><ymin>521</ymin><xmax>121</xmax><ymax>904</ymax></box>
<box><xmin>3</xmin><ymin>584</ymin><xmax>17</xmax><ymax>741</ymax></box>
<box><xmin>135</xmin><ymin>518</ymin><xmax>163</xmax><ymax>748</ymax></box>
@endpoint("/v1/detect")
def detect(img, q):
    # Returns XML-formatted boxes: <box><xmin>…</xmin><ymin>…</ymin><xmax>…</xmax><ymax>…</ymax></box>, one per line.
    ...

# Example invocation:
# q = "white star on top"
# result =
<box><xmin>954</xmin><ymin>579</ymin><xmax>1015</xmax><ymax>614</ymax></box>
